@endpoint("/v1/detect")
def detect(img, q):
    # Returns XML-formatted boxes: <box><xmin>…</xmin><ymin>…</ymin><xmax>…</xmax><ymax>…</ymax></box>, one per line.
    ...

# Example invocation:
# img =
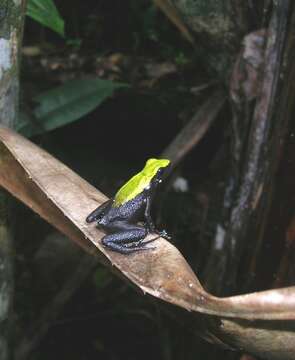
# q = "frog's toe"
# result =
<box><xmin>102</xmin><ymin>241</ymin><xmax>154</xmax><ymax>254</ymax></box>
<box><xmin>156</xmin><ymin>229</ymin><xmax>171</xmax><ymax>240</ymax></box>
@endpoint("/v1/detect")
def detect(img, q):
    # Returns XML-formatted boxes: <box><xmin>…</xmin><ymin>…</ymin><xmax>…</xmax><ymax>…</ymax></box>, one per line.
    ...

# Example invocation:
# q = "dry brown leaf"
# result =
<box><xmin>153</xmin><ymin>0</ymin><xmax>195</xmax><ymax>44</ymax></box>
<box><xmin>0</xmin><ymin>126</ymin><xmax>295</xmax><ymax>359</ymax></box>
<box><xmin>230</xmin><ymin>29</ymin><xmax>266</xmax><ymax>104</ymax></box>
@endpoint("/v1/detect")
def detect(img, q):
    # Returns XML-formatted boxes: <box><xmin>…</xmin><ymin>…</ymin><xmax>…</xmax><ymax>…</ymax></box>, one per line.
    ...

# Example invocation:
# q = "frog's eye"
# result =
<box><xmin>153</xmin><ymin>168</ymin><xmax>166</xmax><ymax>184</ymax></box>
<box><xmin>156</xmin><ymin>167</ymin><xmax>165</xmax><ymax>176</ymax></box>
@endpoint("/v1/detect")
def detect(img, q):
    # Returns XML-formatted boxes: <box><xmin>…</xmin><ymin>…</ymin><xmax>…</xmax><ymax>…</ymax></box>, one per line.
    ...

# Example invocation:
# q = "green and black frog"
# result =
<box><xmin>86</xmin><ymin>158</ymin><xmax>171</xmax><ymax>254</ymax></box>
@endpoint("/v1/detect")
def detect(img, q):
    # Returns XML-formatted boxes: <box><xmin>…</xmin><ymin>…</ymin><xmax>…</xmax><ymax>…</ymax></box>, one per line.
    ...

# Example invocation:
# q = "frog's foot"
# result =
<box><xmin>144</xmin><ymin>221</ymin><xmax>171</xmax><ymax>241</ymax></box>
<box><xmin>126</xmin><ymin>236</ymin><xmax>158</xmax><ymax>249</ymax></box>
<box><xmin>154</xmin><ymin>229</ymin><xmax>171</xmax><ymax>240</ymax></box>
<box><xmin>103</xmin><ymin>242</ymin><xmax>155</xmax><ymax>254</ymax></box>
<box><xmin>86</xmin><ymin>211</ymin><xmax>105</xmax><ymax>224</ymax></box>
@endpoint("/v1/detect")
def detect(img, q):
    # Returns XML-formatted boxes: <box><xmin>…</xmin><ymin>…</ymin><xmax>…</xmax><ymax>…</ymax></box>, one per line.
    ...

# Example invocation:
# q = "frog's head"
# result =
<box><xmin>114</xmin><ymin>158</ymin><xmax>171</xmax><ymax>206</ymax></box>
<box><xmin>142</xmin><ymin>158</ymin><xmax>170</xmax><ymax>185</ymax></box>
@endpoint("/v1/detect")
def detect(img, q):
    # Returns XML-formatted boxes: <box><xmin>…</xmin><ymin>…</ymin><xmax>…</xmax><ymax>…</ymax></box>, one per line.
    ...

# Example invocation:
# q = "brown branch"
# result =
<box><xmin>162</xmin><ymin>88</ymin><xmax>227</xmax><ymax>168</ymax></box>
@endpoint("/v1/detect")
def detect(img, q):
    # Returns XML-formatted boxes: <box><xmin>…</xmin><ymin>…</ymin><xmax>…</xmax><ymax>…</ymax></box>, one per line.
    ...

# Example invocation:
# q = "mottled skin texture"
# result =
<box><xmin>86</xmin><ymin>162</ymin><xmax>170</xmax><ymax>254</ymax></box>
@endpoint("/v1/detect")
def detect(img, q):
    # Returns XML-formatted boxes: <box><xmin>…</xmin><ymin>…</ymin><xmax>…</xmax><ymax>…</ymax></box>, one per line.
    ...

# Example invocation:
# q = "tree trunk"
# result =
<box><xmin>157</xmin><ymin>0</ymin><xmax>295</xmax><ymax>297</ymax></box>
<box><xmin>0</xmin><ymin>0</ymin><xmax>26</xmax><ymax>358</ymax></box>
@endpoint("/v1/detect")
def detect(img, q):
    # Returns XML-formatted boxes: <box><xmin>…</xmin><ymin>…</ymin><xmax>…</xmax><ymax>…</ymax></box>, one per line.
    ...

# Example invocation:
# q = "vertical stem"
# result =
<box><xmin>0</xmin><ymin>0</ymin><xmax>26</xmax><ymax>358</ymax></box>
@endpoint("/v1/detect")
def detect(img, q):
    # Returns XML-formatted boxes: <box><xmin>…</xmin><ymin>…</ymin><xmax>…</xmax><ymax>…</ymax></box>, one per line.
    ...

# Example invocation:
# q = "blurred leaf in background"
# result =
<box><xmin>18</xmin><ymin>78</ymin><xmax>128</xmax><ymax>137</ymax></box>
<box><xmin>26</xmin><ymin>0</ymin><xmax>65</xmax><ymax>37</ymax></box>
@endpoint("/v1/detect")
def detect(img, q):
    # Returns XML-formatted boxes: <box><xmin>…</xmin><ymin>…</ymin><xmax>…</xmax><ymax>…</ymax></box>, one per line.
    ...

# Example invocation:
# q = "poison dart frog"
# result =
<box><xmin>86</xmin><ymin>158</ymin><xmax>171</xmax><ymax>254</ymax></box>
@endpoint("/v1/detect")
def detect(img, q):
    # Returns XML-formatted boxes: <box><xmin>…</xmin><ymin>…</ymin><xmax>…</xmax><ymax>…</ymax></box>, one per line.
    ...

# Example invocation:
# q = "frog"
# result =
<box><xmin>86</xmin><ymin>158</ymin><xmax>171</xmax><ymax>254</ymax></box>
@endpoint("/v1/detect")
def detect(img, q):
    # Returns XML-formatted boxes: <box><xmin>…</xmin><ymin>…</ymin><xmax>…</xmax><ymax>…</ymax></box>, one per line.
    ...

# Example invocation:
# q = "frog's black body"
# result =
<box><xmin>86</xmin><ymin>168</ymin><xmax>169</xmax><ymax>254</ymax></box>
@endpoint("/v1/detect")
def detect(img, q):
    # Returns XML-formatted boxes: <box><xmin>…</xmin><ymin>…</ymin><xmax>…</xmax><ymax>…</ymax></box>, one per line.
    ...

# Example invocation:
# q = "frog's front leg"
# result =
<box><xmin>86</xmin><ymin>199</ymin><xmax>112</xmax><ymax>223</ymax></box>
<box><xmin>144</xmin><ymin>196</ymin><xmax>171</xmax><ymax>240</ymax></box>
<box><xmin>101</xmin><ymin>221</ymin><xmax>155</xmax><ymax>254</ymax></box>
<box><xmin>144</xmin><ymin>195</ymin><xmax>156</xmax><ymax>232</ymax></box>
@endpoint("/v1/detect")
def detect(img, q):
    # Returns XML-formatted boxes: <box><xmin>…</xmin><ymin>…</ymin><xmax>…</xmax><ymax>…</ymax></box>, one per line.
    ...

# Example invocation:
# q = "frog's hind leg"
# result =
<box><xmin>101</xmin><ymin>221</ymin><xmax>155</xmax><ymax>254</ymax></box>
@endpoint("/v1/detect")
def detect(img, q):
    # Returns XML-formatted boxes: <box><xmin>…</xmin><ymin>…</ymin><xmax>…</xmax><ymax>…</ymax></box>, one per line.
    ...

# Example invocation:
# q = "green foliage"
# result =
<box><xmin>26</xmin><ymin>0</ymin><xmax>65</xmax><ymax>37</ymax></box>
<box><xmin>17</xmin><ymin>112</ymin><xmax>39</xmax><ymax>138</ymax></box>
<box><xmin>174</xmin><ymin>51</ymin><xmax>190</xmax><ymax>66</ymax></box>
<box><xmin>128</xmin><ymin>1</ymin><xmax>193</xmax><ymax>62</ymax></box>
<box><xmin>18</xmin><ymin>78</ymin><xmax>128</xmax><ymax>137</ymax></box>
<box><xmin>66</xmin><ymin>38</ymin><xmax>82</xmax><ymax>50</ymax></box>
<box><xmin>142</xmin><ymin>5</ymin><xmax>159</xmax><ymax>42</ymax></box>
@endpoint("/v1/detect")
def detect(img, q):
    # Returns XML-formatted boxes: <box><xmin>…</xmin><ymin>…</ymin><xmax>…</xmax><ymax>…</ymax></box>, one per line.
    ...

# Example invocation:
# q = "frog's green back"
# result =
<box><xmin>113</xmin><ymin>158</ymin><xmax>170</xmax><ymax>206</ymax></box>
